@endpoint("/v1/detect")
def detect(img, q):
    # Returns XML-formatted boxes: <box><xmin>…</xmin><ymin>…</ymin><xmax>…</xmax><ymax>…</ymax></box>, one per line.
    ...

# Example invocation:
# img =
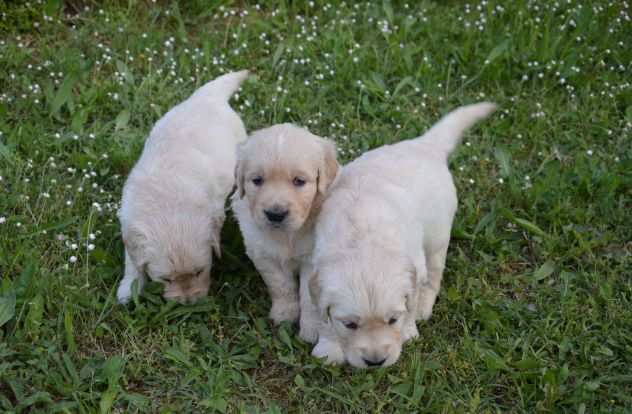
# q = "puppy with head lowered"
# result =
<box><xmin>304</xmin><ymin>103</ymin><xmax>496</xmax><ymax>368</ymax></box>
<box><xmin>117</xmin><ymin>70</ymin><xmax>249</xmax><ymax>304</ymax></box>
<box><xmin>232</xmin><ymin>124</ymin><xmax>339</xmax><ymax>331</ymax></box>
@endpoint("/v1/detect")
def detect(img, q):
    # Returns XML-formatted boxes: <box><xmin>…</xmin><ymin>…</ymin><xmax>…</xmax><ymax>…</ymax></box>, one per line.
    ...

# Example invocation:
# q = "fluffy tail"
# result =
<box><xmin>192</xmin><ymin>70</ymin><xmax>250</xmax><ymax>102</ymax></box>
<box><xmin>419</xmin><ymin>102</ymin><xmax>497</xmax><ymax>157</ymax></box>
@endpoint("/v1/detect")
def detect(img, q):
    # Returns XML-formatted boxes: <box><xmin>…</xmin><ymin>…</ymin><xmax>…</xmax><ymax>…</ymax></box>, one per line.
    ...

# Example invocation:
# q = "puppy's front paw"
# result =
<box><xmin>269</xmin><ymin>299</ymin><xmax>300</xmax><ymax>324</ymax></box>
<box><xmin>402</xmin><ymin>320</ymin><xmax>419</xmax><ymax>342</ymax></box>
<box><xmin>116</xmin><ymin>281</ymin><xmax>132</xmax><ymax>304</ymax></box>
<box><xmin>298</xmin><ymin>322</ymin><xmax>319</xmax><ymax>344</ymax></box>
<box><xmin>312</xmin><ymin>338</ymin><xmax>345</xmax><ymax>365</ymax></box>
<box><xmin>298</xmin><ymin>310</ymin><xmax>320</xmax><ymax>343</ymax></box>
<box><xmin>417</xmin><ymin>287</ymin><xmax>439</xmax><ymax>321</ymax></box>
<box><xmin>417</xmin><ymin>296</ymin><xmax>437</xmax><ymax>321</ymax></box>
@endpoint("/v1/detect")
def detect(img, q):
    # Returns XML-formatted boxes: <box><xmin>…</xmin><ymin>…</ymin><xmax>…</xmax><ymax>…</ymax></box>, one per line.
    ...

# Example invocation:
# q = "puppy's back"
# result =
<box><xmin>319</xmin><ymin>103</ymin><xmax>496</xmax><ymax>257</ymax></box>
<box><xmin>146</xmin><ymin>71</ymin><xmax>249</xmax><ymax>154</ymax></box>
<box><xmin>121</xmin><ymin>71</ymin><xmax>250</xmax><ymax>226</ymax></box>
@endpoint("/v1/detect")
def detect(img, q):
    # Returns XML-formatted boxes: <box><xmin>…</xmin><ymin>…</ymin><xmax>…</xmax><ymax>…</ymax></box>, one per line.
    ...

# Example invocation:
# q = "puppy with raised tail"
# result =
<box><xmin>232</xmin><ymin>124</ymin><xmax>339</xmax><ymax>329</ymax></box>
<box><xmin>304</xmin><ymin>102</ymin><xmax>496</xmax><ymax>368</ymax></box>
<box><xmin>117</xmin><ymin>70</ymin><xmax>249</xmax><ymax>304</ymax></box>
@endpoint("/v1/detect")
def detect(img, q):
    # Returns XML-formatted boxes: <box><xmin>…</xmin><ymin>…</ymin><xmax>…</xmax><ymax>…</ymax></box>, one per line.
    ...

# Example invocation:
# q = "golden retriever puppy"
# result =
<box><xmin>117</xmin><ymin>70</ymin><xmax>249</xmax><ymax>304</ymax></box>
<box><xmin>231</xmin><ymin>124</ymin><xmax>339</xmax><ymax>328</ymax></box>
<box><xmin>305</xmin><ymin>102</ymin><xmax>497</xmax><ymax>368</ymax></box>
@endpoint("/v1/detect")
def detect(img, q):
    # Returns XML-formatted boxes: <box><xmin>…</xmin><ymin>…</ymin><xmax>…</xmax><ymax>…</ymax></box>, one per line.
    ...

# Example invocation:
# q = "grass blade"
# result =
<box><xmin>50</xmin><ymin>75</ymin><xmax>77</xmax><ymax>116</ymax></box>
<box><xmin>0</xmin><ymin>286</ymin><xmax>16</xmax><ymax>328</ymax></box>
<box><xmin>64</xmin><ymin>307</ymin><xmax>77</xmax><ymax>354</ymax></box>
<box><xmin>533</xmin><ymin>260</ymin><xmax>555</xmax><ymax>281</ymax></box>
<box><xmin>114</xmin><ymin>109</ymin><xmax>130</xmax><ymax>131</ymax></box>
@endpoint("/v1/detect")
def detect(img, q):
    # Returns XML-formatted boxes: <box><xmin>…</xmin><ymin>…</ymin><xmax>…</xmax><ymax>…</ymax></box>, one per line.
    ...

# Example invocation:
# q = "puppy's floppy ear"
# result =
<box><xmin>317</xmin><ymin>138</ymin><xmax>340</xmax><ymax>195</ymax></box>
<box><xmin>234</xmin><ymin>143</ymin><xmax>247</xmax><ymax>199</ymax></box>
<box><xmin>309</xmin><ymin>271</ymin><xmax>330</xmax><ymax>322</ymax></box>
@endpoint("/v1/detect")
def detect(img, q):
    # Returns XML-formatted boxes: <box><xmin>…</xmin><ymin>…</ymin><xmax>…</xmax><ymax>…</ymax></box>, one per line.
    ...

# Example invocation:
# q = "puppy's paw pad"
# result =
<box><xmin>312</xmin><ymin>338</ymin><xmax>345</xmax><ymax>364</ymax></box>
<box><xmin>270</xmin><ymin>300</ymin><xmax>300</xmax><ymax>324</ymax></box>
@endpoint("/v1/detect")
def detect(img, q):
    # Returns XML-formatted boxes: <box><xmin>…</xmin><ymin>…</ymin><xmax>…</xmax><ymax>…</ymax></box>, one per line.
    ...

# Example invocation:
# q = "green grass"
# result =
<box><xmin>1</xmin><ymin>0</ymin><xmax>631</xmax><ymax>412</ymax></box>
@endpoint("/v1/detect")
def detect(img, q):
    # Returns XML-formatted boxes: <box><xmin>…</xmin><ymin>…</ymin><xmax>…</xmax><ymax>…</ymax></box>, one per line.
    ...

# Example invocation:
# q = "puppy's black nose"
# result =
<box><xmin>264</xmin><ymin>209</ymin><xmax>288</xmax><ymax>223</ymax></box>
<box><xmin>363</xmin><ymin>357</ymin><xmax>386</xmax><ymax>367</ymax></box>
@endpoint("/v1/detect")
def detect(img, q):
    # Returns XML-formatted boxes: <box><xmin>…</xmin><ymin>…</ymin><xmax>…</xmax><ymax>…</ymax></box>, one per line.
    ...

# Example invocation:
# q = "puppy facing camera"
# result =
<box><xmin>232</xmin><ymin>123</ymin><xmax>340</xmax><ymax>325</ymax></box>
<box><xmin>116</xmin><ymin>70</ymin><xmax>250</xmax><ymax>305</ymax></box>
<box><xmin>304</xmin><ymin>102</ymin><xmax>497</xmax><ymax>368</ymax></box>
<box><xmin>234</xmin><ymin>124</ymin><xmax>339</xmax><ymax>234</ymax></box>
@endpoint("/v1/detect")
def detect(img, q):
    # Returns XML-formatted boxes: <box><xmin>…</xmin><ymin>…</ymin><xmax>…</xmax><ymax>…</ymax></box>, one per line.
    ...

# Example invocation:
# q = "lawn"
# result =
<box><xmin>0</xmin><ymin>0</ymin><xmax>631</xmax><ymax>412</ymax></box>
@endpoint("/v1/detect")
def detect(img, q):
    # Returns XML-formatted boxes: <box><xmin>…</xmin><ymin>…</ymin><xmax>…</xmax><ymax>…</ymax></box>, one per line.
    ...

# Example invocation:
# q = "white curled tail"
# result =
<box><xmin>193</xmin><ymin>70</ymin><xmax>250</xmax><ymax>102</ymax></box>
<box><xmin>420</xmin><ymin>102</ymin><xmax>497</xmax><ymax>157</ymax></box>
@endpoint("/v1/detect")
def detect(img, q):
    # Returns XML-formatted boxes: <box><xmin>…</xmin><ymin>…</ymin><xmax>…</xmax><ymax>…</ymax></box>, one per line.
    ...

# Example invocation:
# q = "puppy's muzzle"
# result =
<box><xmin>264</xmin><ymin>206</ymin><xmax>289</xmax><ymax>224</ymax></box>
<box><xmin>363</xmin><ymin>357</ymin><xmax>386</xmax><ymax>367</ymax></box>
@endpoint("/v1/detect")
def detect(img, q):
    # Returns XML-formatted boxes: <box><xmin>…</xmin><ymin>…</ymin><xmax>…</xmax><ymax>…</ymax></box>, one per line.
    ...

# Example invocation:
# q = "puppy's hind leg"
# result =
<box><xmin>417</xmin><ymin>246</ymin><xmax>448</xmax><ymax>321</ymax></box>
<box><xmin>117</xmin><ymin>249</ymin><xmax>146</xmax><ymax>304</ymax></box>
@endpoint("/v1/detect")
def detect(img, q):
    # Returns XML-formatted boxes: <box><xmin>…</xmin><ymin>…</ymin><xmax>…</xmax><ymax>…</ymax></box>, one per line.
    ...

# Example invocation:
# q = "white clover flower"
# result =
<box><xmin>0</xmin><ymin>217</ymin><xmax>5</xmax><ymax>224</ymax></box>
<box><xmin>88</xmin><ymin>244</ymin><xmax>95</xmax><ymax>251</ymax></box>
<box><xmin>69</xmin><ymin>256</ymin><xmax>78</xmax><ymax>263</ymax></box>
<box><xmin>586</xmin><ymin>149</ymin><xmax>593</xmax><ymax>156</ymax></box>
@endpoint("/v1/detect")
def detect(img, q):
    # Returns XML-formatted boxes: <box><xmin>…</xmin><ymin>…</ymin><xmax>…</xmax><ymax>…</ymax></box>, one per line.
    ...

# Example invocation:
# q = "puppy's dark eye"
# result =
<box><xmin>388</xmin><ymin>317</ymin><xmax>398</xmax><ymax>325</ymax></box>
<box><xmin>343</xmin><ymin>321</ymin><xmax>358</xmax><ymax>330</ymax></box>
<box><xmin>293</xmin><ymin>177</ymin><xmax>306</xmax><ymax>187</ymax></box>
<box><xmin>252</xmin><ymin>176</ymin><xmax>264</xmax><ymax>186</ymax></box>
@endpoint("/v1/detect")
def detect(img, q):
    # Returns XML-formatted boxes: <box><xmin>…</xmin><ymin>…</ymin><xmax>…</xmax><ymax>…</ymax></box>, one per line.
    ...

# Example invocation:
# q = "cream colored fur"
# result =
<box><xmin>117</xmin><ymin>70</ymin><xmax>249</xmax><ymax>304</ymax></box>
<box><xmin>231</xmin><ymin>124</ymin><xmax>339</xmax><ymax>327</ymax></box>
<box><xmin>305</xmin><ymin>102</ymin><xmax>497</xmax><ymax>368</ymax></box>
